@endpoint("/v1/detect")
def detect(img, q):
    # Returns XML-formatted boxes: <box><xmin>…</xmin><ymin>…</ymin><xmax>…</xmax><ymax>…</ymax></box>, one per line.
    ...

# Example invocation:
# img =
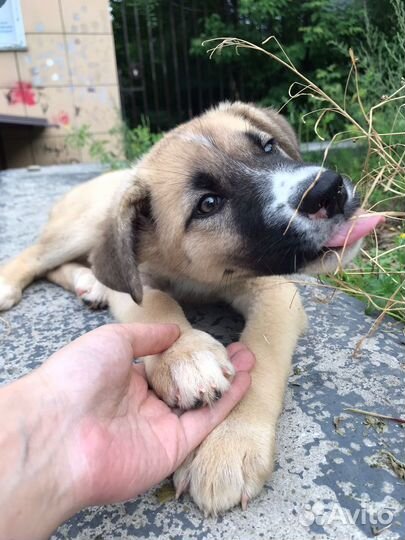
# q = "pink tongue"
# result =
<box><xmin>324</xmin><ymin>210</ymin><xmax>385</xmax><ymax>248</ymax></box>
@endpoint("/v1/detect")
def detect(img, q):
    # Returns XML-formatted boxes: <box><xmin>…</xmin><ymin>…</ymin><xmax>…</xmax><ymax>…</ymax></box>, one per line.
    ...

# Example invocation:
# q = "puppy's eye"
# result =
<box><xmin>196</xmin><ymin>194</ymin><xmax>224</xmax><ymax>216</ymax></box>
<box><xmin>263</xmin><ymin>138</ymin><xmax>275</xmax><ymax>153</ymax></box>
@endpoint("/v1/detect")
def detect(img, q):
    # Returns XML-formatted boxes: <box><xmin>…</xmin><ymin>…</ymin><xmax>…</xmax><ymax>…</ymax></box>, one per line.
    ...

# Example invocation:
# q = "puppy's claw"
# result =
<box><xmin>241</xmin><ymin>494</ymin><xmax>249</xmax><ymax>511</ymax></box>
<box><xmin>191</xmin><ymin>398</ymin><xmax>204</xmax><ymax>409</ymax></box>
<box><xmin>213</xmin><ymin>389</ymin><xmax>222</xmax><ymax>401</ymax></box>
<box><xmin>175</xmin><ymin>478</ymin><xmax>189</xmax><ymax>499</ymax></box>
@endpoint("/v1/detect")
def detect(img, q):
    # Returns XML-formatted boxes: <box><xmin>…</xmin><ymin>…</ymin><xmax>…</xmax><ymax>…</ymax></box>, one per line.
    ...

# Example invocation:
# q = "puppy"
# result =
<box><xmin>0</xmin><ymin>102</ymin><xmax>382</xmax><ymax>515</ymax></box>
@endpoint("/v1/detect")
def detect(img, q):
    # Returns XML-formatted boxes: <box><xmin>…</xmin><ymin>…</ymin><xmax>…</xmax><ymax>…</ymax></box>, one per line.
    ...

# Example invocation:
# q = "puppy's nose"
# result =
<box><xmin>298</xmin><ymin>170</ymin><xmax>347</xmax><ymax>218</ymax></box>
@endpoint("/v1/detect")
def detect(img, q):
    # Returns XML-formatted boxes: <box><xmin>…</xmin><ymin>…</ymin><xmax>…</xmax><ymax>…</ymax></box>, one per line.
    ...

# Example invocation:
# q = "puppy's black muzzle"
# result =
<box><xmin>293</xmin><ymin>170</ymin><xmax>348</xmax><ymax>218</ymax></box>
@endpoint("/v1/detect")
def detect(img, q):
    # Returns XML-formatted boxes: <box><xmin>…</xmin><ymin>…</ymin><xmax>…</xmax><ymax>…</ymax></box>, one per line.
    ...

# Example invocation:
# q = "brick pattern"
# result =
<box><xmin>0</xmin><ymin>0</ymin><xmax>122</xmax><ymax>167</ymax></box>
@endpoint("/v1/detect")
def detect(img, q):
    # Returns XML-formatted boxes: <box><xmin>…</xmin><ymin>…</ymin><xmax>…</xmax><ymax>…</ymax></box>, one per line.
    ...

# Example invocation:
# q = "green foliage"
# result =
<box><xmin>110</xmin><ymin>0</ymin><xmax>404</xmax><ymax>138</ymax></box>
<box><xmin>191</xmin><ymin>0</ymin><xmax>363</xmax><ymax>127</ymax></box>
<box><xmin>362</xmin><ymin>0</ymin><xmax>405</xmax><ymax>98</ymax></box>
<box><xmin>239</xmin><ymin>0</ymin><xmax>291</xmax><ymax>21</ymax></box>
<box><xmin>338</xmin><ymin>234</ymin><xmax>405</xmax><ymax>322</ymax></box>
<box><xmin>118</xmin><ymin>116</ymin><xmax>163</xmax><ymax>161</ymax></box>
<box><xmin>308</xmin><ymin>0</ymin><xmax>405</xmax><ymax>137</ymax></box>
<box><xmin>190</xmin><ymin>0</ymin><xmax>405</xmax><ymax>140</ymax></box>
<box><xmin>66</xmin><ymin>119</ymin><xmax>162</xmax><ymax>170</ymax></box>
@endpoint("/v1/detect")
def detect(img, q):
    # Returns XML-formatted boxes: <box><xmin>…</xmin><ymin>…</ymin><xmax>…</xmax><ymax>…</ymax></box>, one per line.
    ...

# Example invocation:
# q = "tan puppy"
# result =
<box><xmin>0</xmin><ymin>102</ymin><xmax>380</xmax><ymax>515</ymax></box>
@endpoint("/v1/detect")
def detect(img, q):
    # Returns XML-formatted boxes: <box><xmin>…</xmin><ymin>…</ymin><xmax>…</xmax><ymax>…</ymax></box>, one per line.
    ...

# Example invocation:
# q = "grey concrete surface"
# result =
<box><xmin>1</xmin><ymin>164</ymin><xmax>404</xmax><ymax>540</ymax></box>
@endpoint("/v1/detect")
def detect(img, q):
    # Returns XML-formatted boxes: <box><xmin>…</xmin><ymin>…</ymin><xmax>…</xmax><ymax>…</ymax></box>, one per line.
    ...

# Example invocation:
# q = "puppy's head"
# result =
<box><xmin>92</xmin><ymin>101</ymin><xmax>382</xmax><ymax>302</ymax></box>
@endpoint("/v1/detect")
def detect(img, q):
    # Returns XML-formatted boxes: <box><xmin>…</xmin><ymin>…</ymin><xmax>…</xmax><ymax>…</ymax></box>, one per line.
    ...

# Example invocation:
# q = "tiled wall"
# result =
<box><xmin>0</xmin><ymin>0</ymin><xmax>122</xmax><ymax>167</ymax></box>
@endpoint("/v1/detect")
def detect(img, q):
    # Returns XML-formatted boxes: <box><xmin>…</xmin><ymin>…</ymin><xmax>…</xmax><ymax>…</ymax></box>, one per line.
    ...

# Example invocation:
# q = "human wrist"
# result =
<box><xmin>0</xmin><ymin>372</ymin><xmax>81</xmax><ymax>540</ymax></box>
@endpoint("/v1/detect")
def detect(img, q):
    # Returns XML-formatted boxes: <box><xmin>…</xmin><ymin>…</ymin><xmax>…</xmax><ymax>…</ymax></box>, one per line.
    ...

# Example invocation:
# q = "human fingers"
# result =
<box><xmin>226</xmin><ymin>342</ymin><xmax>246</xmax><ymax>357</ymax></box>
<box><xmin>113</xmin><ymin>323</ymin><xmax>180</xmax><ymax>357</ymax></box>
<box><xmin>178</xmin><ymin>371</ymin><xmax>251</xmax><ymax>454</ymax></box>
<box><xmin>132</xmin><ymin>362</ymin><xmax>146</xmax><ymax>377</ymax></box>
<box><xmin>227</xmin><ymin>343</ymin><xmax>256</xmax><ymax>372</ymax></box>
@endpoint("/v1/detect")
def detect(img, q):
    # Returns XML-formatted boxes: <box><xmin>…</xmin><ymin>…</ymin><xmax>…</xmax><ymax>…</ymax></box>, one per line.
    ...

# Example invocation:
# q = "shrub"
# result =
<box><xmin>66</xmin><ymin>118</ymin><xmax>162</xmax><ymax>169</ymax></box>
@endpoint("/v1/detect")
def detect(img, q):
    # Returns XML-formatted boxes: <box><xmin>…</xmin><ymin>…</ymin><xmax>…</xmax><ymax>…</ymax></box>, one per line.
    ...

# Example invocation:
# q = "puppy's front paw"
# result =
<box><xmin>0</xmin><ymin>277</ymin><xmax>22</xmax><ymax>311</ymax></box>
<box><xmin>73</xmin><ymin>268</ymin><xmax>108</xmax><ymax>309</ymax></box>
<box><xmin>174</xmin><ymin>420</ymin><xmax>275</xmax><ymax>515</ymax></box>
<box><xmin>144</xmin><ymin>329</ymin><xmax>234</xmax><ymax>409</ymax></box>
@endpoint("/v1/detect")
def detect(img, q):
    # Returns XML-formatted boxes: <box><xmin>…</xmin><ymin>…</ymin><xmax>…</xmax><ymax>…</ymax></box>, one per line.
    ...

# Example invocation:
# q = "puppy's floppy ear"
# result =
<box><xmin>90</xmin><ymin>181</ymin><xmax>151</xmax><ymax>304</ymax></box>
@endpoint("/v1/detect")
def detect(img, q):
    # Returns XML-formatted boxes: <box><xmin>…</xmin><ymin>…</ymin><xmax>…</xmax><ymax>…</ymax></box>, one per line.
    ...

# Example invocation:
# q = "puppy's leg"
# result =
<box><xmin>173</xmin><ymin>277</ymin><xmax>307</xmax><ymax>515</ymax></box>
<box><xmin>47</xmin><ymin>264</ymin><xmax>109</xmax><ymax>309</ymax></box>
<box><xmin>109</xmin><ymin>288</ymin><xmax>235</xmax><ymax>409</ymax></box>
<box><xmin>0</xmin><ymin>230</ymin><xmax>91</xmax><ymax>311</ymax></box>
<box><xmin>0</xmin><ymin>245</ymin><xmax>42</xmax><ymax>310</ymax></box>
<box><xmin>0</xmin><ymin>171</ymin><xmax>121</xmax><ymax>311</ymax></box>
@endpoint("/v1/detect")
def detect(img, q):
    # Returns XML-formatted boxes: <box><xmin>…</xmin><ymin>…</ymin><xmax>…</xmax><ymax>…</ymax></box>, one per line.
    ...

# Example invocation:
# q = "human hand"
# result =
<box><xmin>0</xmin><ymin>323</ymin><xmax>254</xmax><ymax>540</ymax></box>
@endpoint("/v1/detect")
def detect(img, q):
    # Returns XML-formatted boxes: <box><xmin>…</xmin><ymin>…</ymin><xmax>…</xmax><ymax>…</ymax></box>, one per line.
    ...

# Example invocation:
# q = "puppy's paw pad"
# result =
<box><xmin>0</xmin><ymin>278</ymin><xmax>22</xmax><ymax>311</ymax></box>
<box><xmin>74</xmin><ymin>270</ymin><xmax>108</xmax><ymax>309</ymax></box>
<box><xmin>148</xmin><ymin>330</ymin><xmax>235</xmax><ymax>410</ymax></box>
